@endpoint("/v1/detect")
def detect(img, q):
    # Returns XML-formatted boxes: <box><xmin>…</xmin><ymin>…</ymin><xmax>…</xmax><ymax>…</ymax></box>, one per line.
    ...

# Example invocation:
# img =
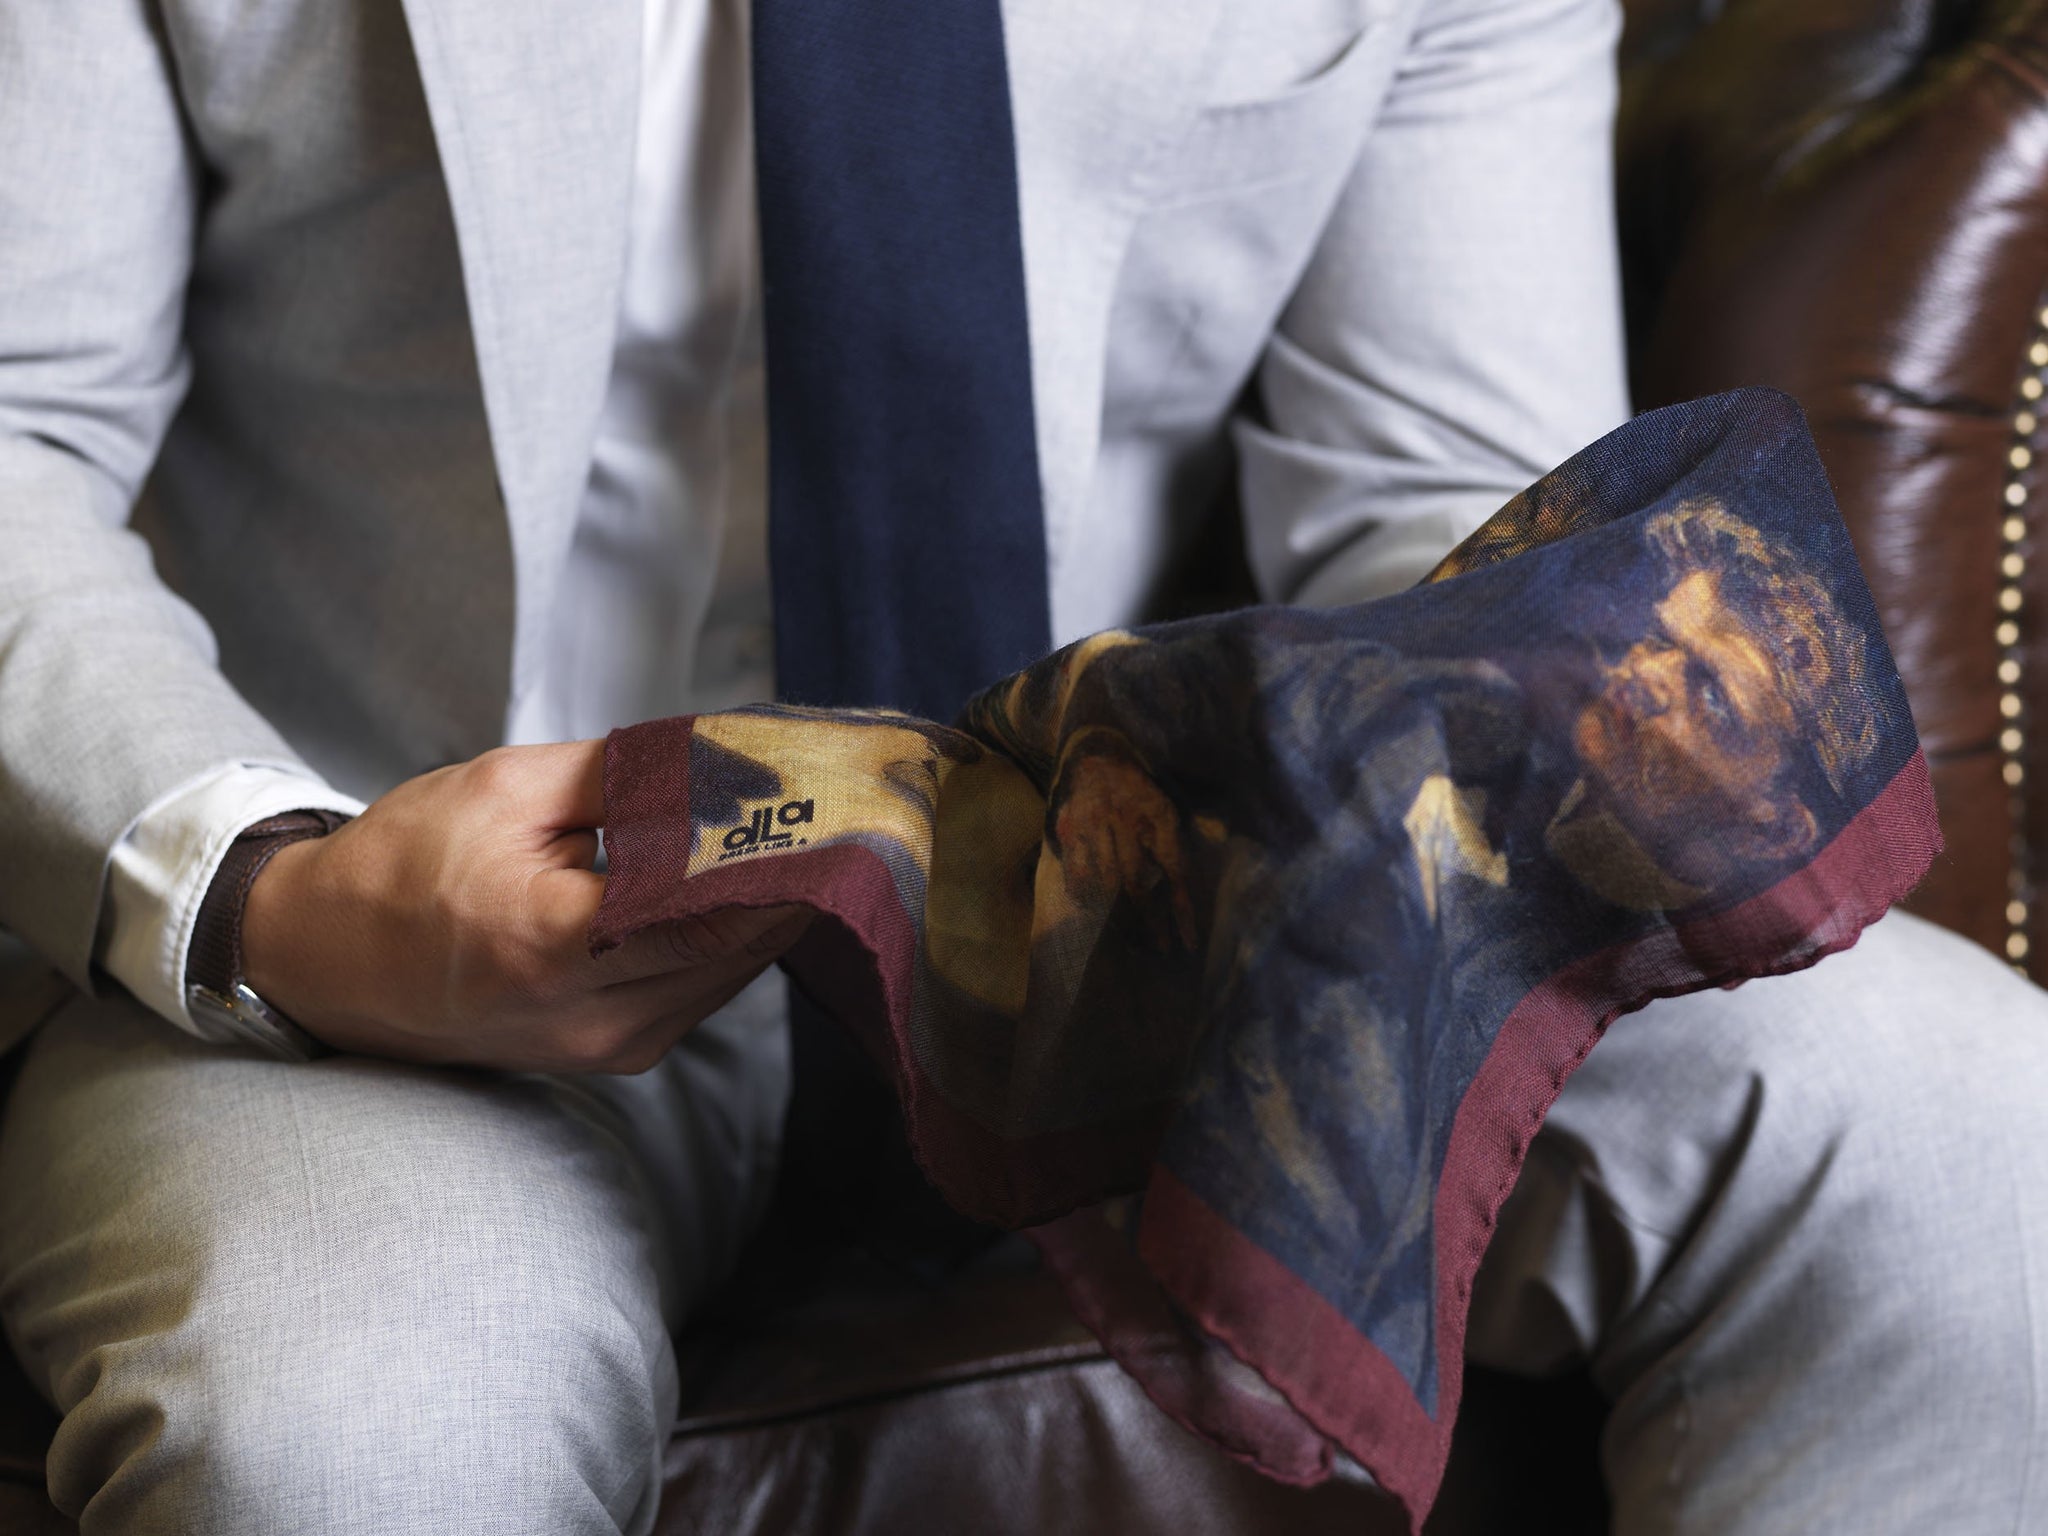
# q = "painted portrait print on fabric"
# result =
<box><xmin>591</xmin><ymin>389</ymin><xmax>1940</xmax><ymax>1530</ymax></box>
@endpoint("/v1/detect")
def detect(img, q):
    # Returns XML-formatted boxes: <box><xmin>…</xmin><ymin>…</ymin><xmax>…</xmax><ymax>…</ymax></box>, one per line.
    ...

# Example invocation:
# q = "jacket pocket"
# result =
<box><xmin>1146</xmin><ymin>18</ymin><xmax>1401</xmax><ymax>210</ymax></box>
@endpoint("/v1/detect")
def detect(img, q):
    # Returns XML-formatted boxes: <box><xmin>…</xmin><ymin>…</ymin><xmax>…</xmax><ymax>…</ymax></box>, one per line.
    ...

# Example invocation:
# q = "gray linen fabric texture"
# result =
<box><xmin>1</xmin><ymin>0</ymin><xmax>2046</xmax><ymax>1532</ymax></box>
<box><xmin>6</xmin><ymin>915</ymin><xmax>2046</xmax><ymax>1534</ymax></box>
<box><xmin>0</xmin><ymin>974</ymin><xmax>790</xmax><ymax>1536</ymax></box>
<box><xmin>1471</xmin><ymin>912</ymin><xmax>2048</xmax><ymax>1535</ymax></box>
<box><xmin>0</xmin><ymin>0</ymin><xmax>1630</xmax><ymax>988</ymax></box>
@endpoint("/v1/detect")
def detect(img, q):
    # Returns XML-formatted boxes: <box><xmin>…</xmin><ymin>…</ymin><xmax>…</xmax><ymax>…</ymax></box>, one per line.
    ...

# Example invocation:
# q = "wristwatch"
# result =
<box><xmin>185</xmin><ymin>809</ymin><xmax>351</xmax><ymax>1062</ymax></box>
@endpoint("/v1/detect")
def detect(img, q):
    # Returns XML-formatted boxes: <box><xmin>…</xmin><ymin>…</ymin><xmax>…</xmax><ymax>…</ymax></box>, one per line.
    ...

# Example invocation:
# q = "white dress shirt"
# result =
<box><xmin>101</xmin><ymin>0</ymin><xmax>767</xmax><ymax>1039</ymax></box>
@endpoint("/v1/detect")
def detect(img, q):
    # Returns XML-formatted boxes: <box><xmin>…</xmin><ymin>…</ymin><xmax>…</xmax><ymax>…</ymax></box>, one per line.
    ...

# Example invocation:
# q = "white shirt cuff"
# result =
<box><xmin>100</xmin><ymin>764</ymin><xmax>367</xmax><ymax>1040</ymax></box>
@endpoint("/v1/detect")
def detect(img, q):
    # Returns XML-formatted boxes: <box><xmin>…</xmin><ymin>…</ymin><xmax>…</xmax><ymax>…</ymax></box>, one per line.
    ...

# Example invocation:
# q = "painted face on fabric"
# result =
<box><xmin>1571</xmin><ymin>566</ymin><xmax>1815</xmax><ymax>891</ymax></box>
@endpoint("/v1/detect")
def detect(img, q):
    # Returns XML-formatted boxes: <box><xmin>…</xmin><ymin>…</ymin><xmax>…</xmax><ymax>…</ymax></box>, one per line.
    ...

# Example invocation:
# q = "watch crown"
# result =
<box><xmin>186</xmin><ymin>981</ymin><xmax>326</xmax><ymax>1063</ymax></box>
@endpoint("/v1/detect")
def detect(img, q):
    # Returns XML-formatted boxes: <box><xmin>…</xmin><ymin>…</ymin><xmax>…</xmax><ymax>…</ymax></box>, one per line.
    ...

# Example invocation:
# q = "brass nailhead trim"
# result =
<box><xmin>2000</xmin><ymin>307</ymin><xmax>2048</xmax><ymax>974</ymax></box>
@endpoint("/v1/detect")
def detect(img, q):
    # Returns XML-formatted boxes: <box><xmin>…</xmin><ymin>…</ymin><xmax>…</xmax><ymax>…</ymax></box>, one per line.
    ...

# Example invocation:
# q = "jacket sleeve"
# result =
<box><xmin>0</xmin><ymin>0</ymin><xmax>336</xmax><ymax>990</ymax></box>
<box><xmin>1235</xmin><ymin>0</ymin><xmax>1632</xmax><ymax>609</ymax></box>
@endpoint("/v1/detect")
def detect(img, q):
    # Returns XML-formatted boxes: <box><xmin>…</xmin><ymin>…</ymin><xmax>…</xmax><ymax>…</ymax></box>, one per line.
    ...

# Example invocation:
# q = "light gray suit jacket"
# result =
<box><xmin>0</xmin><ymin>0</ymin><xmax>1628</xmax><ymax>995</ymax></box>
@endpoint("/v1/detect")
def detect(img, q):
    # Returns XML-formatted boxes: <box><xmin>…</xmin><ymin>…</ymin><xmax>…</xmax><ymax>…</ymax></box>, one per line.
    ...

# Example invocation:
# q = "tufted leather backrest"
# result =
<box><xmin>1618</xmin><ymin>0</ymin><xmax>2048</xmax><ymax>977</ymax></box>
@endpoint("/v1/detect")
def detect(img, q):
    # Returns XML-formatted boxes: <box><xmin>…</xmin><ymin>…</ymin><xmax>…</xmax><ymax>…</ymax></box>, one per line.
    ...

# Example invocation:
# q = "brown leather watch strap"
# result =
<box><xmin>187</xmin><ymin>809</ymin><xmax>352</xmax><ymax>1000</ymax></box>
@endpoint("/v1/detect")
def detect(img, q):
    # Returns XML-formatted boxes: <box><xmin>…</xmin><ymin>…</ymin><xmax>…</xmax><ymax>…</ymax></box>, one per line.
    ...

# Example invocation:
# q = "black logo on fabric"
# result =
<box><xmin>718</xmin><ymin>799</ymin><xmax>815</xmax><ymax>860</ymax></box>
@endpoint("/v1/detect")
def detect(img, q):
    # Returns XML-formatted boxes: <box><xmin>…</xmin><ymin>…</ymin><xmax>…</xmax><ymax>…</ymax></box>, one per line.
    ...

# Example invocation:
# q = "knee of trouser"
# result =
<box><xmin>1731</xmin><ymin>913</ymin><xmax>2048</xmax><ymax>1214</ymax></box>
<box><xmin>1560</xmin><ymin>919</ymin><xmax>2048</xmax><ymax>1534</ymax></box>
<box><xmin>34</xmin><ymin>1064</ymin><xmax>678</xmax><ymax>1535</ymax></box>
<box><xmin>199</xmin><ymin>1282</ymin><xmax>666</xmax><ymax>1533</ymax></box>
<box><xmin>1557</xmin><ymin>911</ymin><xmax>2048</xmax><ymax>1364</ymax></box>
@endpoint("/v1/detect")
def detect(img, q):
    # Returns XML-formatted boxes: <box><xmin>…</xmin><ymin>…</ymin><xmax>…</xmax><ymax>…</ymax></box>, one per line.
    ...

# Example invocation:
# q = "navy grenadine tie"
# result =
<box><xmin>752</xmin><ymin>0</ymin><xmax>1051</xmax><ymax>720</ymax></box>
<box><xmin>750</xmin><ymin>0</ymin><xmax>1052</xmax><ymax>1258</ymax></box>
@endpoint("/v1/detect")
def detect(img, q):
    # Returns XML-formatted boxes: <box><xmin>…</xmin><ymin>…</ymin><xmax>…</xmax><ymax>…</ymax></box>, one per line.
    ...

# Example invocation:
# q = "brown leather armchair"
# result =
<box><xmin>4</xmin><ymin>0</ymin><xmax>2041</xmax><ymax>1530</ymax></box>
<box><xmin>1620</xmin><ymin>0</ymin><xmax>2048</xmax><ymax>976</ymax></box>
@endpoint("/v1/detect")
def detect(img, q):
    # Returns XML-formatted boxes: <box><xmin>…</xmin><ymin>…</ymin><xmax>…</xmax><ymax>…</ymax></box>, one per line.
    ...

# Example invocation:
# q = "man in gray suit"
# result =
<box><xmin>2</xmin><ymin>0</ymin><xmax>2044</xmax><ymax>1531</ymax></box>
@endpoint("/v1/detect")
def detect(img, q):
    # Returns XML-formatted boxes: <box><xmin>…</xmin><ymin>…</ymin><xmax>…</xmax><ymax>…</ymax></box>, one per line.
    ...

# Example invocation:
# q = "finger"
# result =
<box><xmin>501</xmin><ymin>737</ymin><xmax>608</xmax><ymax>830</ymax></box>
<box><xmin>1171</xmin><ymin>879</ymin><xmax>1198</xmax><ymax>951</ymax></box>
<box><xmin>596</xmin><ymin>903</ymin><xmax>814</xmax><ymax>986</ymax></box>
<box><xmin>1134</xmin><ymin>813</ymin><xmax>1162</xmax><ymax>862</ymax></box>
<box><xmin>580</xmin><ymin>938</ymin><xmax>793</xmax><ymax>1072</ymax></box>
<box><xmin>1140</xmin><ymin>820</ymin><xmax>1197</xmax><ymax>949</ymax></box>
<box><xmin>1108</xmin><ymin>819</ymin><xmax>1140</xmax><ymax>893</ymax></box>
<box><xmin>605</xmin><ymin>947</ymin><xmax>776</xmax><ymax>1024</ymax></box>
<box><xmin>479</xmin><ymin>741</ymin><xmax>606</xmax><ymax>835</ymax></box>
<box><xmin>595</xmin><ymin>966</ymin><xmax>768</xmax><ymax>1075</ymax></box>
<box><xmin>545</xmin><ymin>827</ymin><xmax>602</xmax><ymax>870</ymax></box>
<box><xmin>1138</xmin><ymin>806</ymin><xmax>1181</xmax><ymax>867</ymax></box>
<box><xmin>534</xmin><ymin>865</ymin><xmax>607</xmax><ymax>936</ymax></box>
<box><xmin>1062</xmin><ymin>831</ymin><xmax>1100</xmax><ymax>901</ymax></box>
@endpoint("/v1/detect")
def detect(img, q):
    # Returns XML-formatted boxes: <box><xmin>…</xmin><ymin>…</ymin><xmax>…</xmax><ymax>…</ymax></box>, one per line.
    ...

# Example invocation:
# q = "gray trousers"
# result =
<box><xmin>3</xmin><ymin>911</ymin><xmax>2045</xmax><ymax>1534</ymax></box>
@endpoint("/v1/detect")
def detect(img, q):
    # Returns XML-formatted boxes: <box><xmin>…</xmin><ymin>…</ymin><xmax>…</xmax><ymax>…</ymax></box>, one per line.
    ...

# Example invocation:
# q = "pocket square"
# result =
<box><xmin>591</xmin><ymin>388</ymin><xmax>1938</xmax><ymax>1529</ymax></box>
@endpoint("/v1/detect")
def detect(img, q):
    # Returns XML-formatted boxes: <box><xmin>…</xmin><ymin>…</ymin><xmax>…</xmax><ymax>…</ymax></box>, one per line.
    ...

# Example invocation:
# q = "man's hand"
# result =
<box><xmin>1052</xmin><ymin>749</ymin><xmax>1196</xmax><ymax>950</ymax></box>
<box><xmin>241</xmin><ymin>740</ymin><xmax>811</xmax><ymax>1073</ymax></box>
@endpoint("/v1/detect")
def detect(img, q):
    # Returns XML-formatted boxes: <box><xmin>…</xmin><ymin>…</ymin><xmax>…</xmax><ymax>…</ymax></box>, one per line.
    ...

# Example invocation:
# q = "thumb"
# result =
<box><xmin>506</xmin><ymin>737</ymin><xmax>609</xmax><ymax>831</ymax></box>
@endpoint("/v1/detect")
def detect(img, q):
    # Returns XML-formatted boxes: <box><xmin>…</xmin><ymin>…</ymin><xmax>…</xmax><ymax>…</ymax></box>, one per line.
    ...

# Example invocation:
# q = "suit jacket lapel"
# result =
<box><xmin>398</xmin><ymin>0</ymin><xmax>640</xmax><ymax>704</ymax></box>
<box><xmin>395</xmin><ymin>0</ymin><xmax>1225</xmax><ymax>691</ymax></box>
<box><xmin>1002</xmin><ymin>0</ymin><xmax>1224</xmax><ymax>632</ymax></box>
